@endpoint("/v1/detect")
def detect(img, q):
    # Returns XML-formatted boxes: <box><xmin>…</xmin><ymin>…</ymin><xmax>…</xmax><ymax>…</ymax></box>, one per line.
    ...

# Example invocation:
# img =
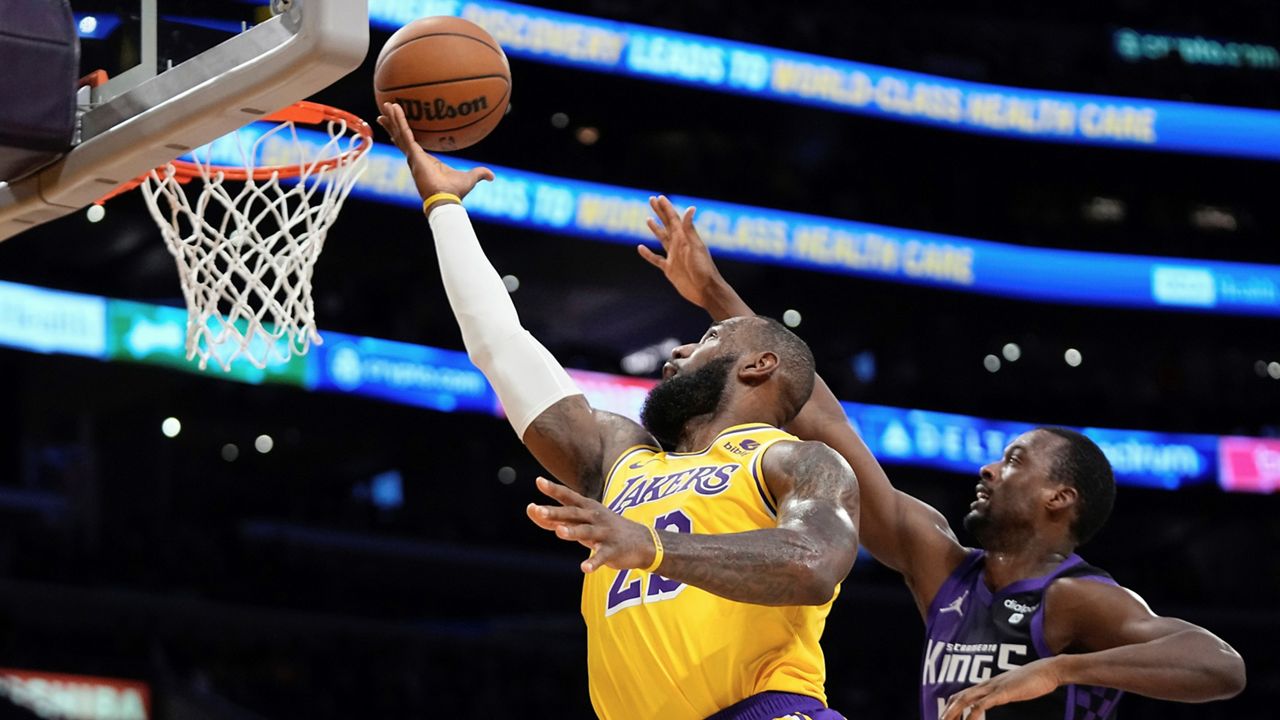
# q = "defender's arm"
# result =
<box><xmin>641</xmin><ymin>195</ymin><xmax>968</xmax><ymax>612</ymax></box>
<box><xmin>940</xmin><ymin>579</ymin><xmax>1246</xmax><ymax>719</ymax></box>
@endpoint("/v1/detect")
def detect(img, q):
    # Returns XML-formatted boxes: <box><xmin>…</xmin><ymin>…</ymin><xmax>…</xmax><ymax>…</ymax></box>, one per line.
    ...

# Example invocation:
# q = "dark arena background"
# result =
<box><xmin>0</xmin><ymin>1</ymin><xmax>1277</xmax><ymax>718</ymax></box>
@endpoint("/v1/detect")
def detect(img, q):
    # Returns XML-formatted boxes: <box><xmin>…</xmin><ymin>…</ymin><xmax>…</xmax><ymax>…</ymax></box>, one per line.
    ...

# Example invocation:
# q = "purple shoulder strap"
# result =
<box><xmin>1029</xmin><ymin>555</ymin><xmax>1118</xmax><ymax>658</ymax></box>
<box><xmin>925</xmin><ymin>548</ymin><xmax>984</xmax><ymax>621</ymax></box>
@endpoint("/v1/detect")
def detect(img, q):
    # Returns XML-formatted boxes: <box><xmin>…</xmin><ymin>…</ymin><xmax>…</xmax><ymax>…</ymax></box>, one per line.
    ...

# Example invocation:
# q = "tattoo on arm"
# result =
<box><xmin>523</xmin><ymin>398</ymin><xmax>654</xmax><ymax>500</ymax></box>
<box><xmin>655</xmin><ymin>441</ymin><xmax>859</xmax><ymax>606</ymax></box>
<box><xmin>523</xmin><ymin>397</ymin><xmax>605</xmax><ymax>498</ymax></box>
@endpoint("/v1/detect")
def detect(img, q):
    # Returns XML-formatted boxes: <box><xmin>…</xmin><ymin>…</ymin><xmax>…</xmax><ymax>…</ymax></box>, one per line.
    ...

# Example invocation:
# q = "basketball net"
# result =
<box><xmin>133</xmin><ymin>102</ymin><xmax>371</xmax><ymax>371</ymax></box>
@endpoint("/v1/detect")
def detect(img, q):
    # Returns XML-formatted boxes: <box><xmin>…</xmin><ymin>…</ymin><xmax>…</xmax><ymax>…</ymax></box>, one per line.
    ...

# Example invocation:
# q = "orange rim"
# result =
<box><xmin>95</xmin><ymin>101</ymin><xmax>373</xmax><ymax>204</ymax></box>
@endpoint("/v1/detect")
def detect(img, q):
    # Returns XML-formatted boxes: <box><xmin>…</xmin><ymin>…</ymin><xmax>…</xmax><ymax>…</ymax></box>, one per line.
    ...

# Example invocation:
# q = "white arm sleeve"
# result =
<box><xmin>427</xmin><ymin>203</ymin><xmax>582</xmax><ymax>437</ymax></box>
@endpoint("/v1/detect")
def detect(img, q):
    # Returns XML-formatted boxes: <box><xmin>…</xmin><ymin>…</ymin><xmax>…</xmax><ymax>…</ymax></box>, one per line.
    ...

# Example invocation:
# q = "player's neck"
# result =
<box><xmin>981</xmin><ymin>541</ymin><xmax>1074</xmax><ymax>592</ymax></box>
<box><xmin>673</xmin><ymin>408</ymin><xmax>771</xmax><ymax>452</ymax></box>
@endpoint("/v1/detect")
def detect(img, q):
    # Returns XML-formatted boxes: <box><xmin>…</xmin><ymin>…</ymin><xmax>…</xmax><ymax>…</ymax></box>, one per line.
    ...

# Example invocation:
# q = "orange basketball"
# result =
<box><xmin>373</xmin><ymin>17</ymin><xmax>511</xmax><ymax>151</ymax></box>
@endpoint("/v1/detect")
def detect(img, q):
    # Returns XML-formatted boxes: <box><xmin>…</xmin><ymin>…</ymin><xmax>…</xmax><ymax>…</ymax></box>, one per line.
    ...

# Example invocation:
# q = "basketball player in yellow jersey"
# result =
<box><xmin>378</xmin><ymin>103</ymin><xmax>860</xmax><ymax>720</ymax></box>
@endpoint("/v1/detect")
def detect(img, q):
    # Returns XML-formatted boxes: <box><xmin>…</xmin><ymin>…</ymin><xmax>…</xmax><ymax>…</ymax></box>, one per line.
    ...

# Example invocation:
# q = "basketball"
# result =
<box><xmin>373</xmin><ymin>17</ymin><xmax>511</xmax><ymax>151</ymax></box>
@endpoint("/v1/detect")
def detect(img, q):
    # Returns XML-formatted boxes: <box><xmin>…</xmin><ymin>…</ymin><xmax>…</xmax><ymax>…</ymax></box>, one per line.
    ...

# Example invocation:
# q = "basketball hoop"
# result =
<box><xmin>100</xmin><ymin>101</ymin><xmax>372</xmax><ymax>371</ymax></box>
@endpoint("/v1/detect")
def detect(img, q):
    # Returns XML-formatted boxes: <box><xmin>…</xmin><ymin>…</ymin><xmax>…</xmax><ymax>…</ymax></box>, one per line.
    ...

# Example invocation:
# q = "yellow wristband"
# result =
<box><xmin>423</xmin><ymin>192</ymin><xmax>462</xmax><ymax>214</ymax></box>
<box><xmin>642</xmin><ymin>524</ymin><xmax>665</xmax><ymax>573</ymax></box>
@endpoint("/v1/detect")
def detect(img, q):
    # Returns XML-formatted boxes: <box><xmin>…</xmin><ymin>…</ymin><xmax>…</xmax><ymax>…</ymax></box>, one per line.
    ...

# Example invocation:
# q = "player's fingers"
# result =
<box><xmin>556</xmin><ymin>523</ymin><xmax>605</xmax><ymax>545</ymax></box>
<box><xmin>526</xmin><ymin>503</ymin><xmax>567</xmax><ymax>532</ymax></box>
<box><xmin>644</xmin><ymin>217</ymin><xmax>670</xmax><ymax>246</ymax></box>
<box><xmin>535</xmin><ymin>475</ymin><xmax>588</xmax><ymax>507</ymax></box>
<box><xmin>581</xmin><ymin>544</ymin><xmax>615</xmax><ymax>573</ymax></box>
<box><xmin>940</xmin><ymin>691</ymin><xmax>974</xmax><ymax>720</ymax></box>
<box><xmin>390</xmin><ymin>101</ymin><xmax>409</xmax><ymax>127</ymax></box>
<box><xmin>532</xmin><ymin>504</ymin><xmax>594</xmax><ymax>525</ymax></box>
<box><xmin>391</xmin><ymin>105</ymin><xmax>424</xmax><ymax>153</ymax></box>
<box><xmin>681</xmin><ymin>205</ymin><xmax>697</xmax><ymax>232</ymax></box>
<box><xmin>656</xmin><ymin>195</ymin><xmax>683</xmax><ymax>227</ymax></box>
<box><xmin>382</xmin><ymin>102</ymin><xmax>405</xmax><ymax>134</ymax></box>
<box><xmin>380</xmin><ymin>103</ymin><xmax>414</xmax><ymax>150</ymax></box>
<box><xmin>376</xmin><ymin>105</ymin><xmax>399</xmax><ymax>139</ymax></box>
<box><xmin>469</xmin><ymin>166</ymin><xmax>496</xmax><ymax>184</ymax></box>
<box><xmin>637</xmin><ymin>244</ymin><xmax>668</xmax><ymax>270</ymax></box>
<box><xmin>648</xmin><ymin>196</ymin><xmax>670</xmax><ymax>229</ymax></box>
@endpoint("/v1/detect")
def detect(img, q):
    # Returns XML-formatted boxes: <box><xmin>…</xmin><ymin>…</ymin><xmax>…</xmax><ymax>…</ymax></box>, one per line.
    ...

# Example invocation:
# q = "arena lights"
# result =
<box><xmin>0</xmin><ymin>278</ymin><xmax>1269</xmax><ymax>492</ymax></box>
<box><xmin>72</xmin><ymin>13</ymin><xmax>122</xmax><ymax>39</ymax></box>
<box><xmin>348</xmin><ymin>139</ymin><xmax>1280</xmax><ymax>317</ymax></box>
<box><xmin>0</xmin><ymin>281</ymin><xmax>107</xmax><ymax>358</ymax></box>
<box><xmin>270</xmin><ymin>0</ymin><xmax>1280</xmax><ymax>159</ymax></box>
<box><xmin>1218</xmin><ymin>438</ymin><xmax>1280</xmax><ymax>493</ymax></box>
<box><xmin>621</xmin><ymin>338</ymin><xmax>681</xmax><ymax>376</ymax></box>
<box><xmin>1114</xmin><ymin>28</ymin><xmax>1280</xmax><ymax>72</ymax></box>
<box><xmin>161</xmin><ymin>417</ymin><xmax>182</xmax><ymax>438</ymax></box>
<box><xmin>0</xmin><ymin>668</ymin><xmax>150</xmax><ymax>720</ymax></box>
<box><xmin>75</xmin><ymin>12</ymin><xmax>243</xmax><ymax>39</ymax></box>
<box><xmin>178</xmin><ymin>125</ymin><xmax>1280</xmax><ymax>317</ymax></box>
<box><xmin>1190</xmin><ymin>206</ymin><xmax>1238</xmax><ymax>232</ymax></box>
<box><xmin>1083</xmin><ymin>197</ymin><xmax>1125</xmax><ymax>224</ymax></box>
<box><xmin>370</xmin><ymin>470</ymin><xmax>405</xmax><ymax>509</ymax></box>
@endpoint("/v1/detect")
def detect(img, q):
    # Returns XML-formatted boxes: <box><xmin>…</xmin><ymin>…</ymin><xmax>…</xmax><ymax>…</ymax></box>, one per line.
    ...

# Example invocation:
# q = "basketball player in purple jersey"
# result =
<box><xmin>642</xmin><ymin>196</ymin><xmax>1246</xmax><ymax>720</ymax></box>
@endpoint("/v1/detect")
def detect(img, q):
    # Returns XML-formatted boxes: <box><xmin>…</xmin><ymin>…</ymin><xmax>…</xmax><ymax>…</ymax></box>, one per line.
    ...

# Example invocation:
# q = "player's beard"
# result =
<box><xmin>962</xmin><ymin>509</ymin><xmax>991</xmax><ymax>543</ymax></box>
<box><xmin>640</xmin><ymin>355</ymin><xmax>738</xmax><ymax>449</ymax></box>
<box><xmin>964</xmin><ymin>501</ymin><xmax>1034</xmax><ymax>553</ymax></box>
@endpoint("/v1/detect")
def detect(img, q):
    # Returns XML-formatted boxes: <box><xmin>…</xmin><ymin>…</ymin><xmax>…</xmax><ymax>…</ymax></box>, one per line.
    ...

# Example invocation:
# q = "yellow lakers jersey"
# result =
<box><xmin>582</xmin><ymin>423</ymin><xmax>838</xmax><ymax>720</ymax></box>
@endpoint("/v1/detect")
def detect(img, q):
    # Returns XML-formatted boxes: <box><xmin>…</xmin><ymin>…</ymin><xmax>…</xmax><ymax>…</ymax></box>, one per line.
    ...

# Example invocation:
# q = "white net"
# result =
<box><xmin>139</xmin><ymin>109</ymin><xmax>369</xmax><ymax>371</ymax></box>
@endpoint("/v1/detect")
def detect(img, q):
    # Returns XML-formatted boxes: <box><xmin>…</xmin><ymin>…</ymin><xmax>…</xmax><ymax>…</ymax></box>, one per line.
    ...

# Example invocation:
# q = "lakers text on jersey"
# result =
<box><xmin>582</xmin><ymin>424</ymin><xmax>837</xmax><ymax>720</ymax></box>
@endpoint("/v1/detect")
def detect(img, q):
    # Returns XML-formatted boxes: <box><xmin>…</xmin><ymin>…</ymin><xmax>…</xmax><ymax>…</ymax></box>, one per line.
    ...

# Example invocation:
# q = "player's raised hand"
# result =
<box><xmin>376</xmin><ymin>101</ymin><xmax>494</xmax><ymax>203</ymax></box>
<box><xmin>940</xmin><ymin>658</ymin><xmax>1064</xmax><ymax>720</ymax></box>
<box><xmin>640</xmin><ymin>195</ymin><xmax>754</xmax><ymax>320</ymax></box>
<box><xmin>638</xmin><ymin>195</ymin><xmax>726</xmax><ymax>309</ymax></box>
<box><xmin>527</xmin><ymin>476</ymin><xmax>658</xmax><ymax>574</ymax></box>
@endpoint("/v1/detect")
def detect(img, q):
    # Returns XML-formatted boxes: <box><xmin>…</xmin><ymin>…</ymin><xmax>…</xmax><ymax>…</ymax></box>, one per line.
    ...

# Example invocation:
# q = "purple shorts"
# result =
<box><xmin>704</xmin><ymin>692</ymin><xmax>847</xmax><ymax>720</ymax></box>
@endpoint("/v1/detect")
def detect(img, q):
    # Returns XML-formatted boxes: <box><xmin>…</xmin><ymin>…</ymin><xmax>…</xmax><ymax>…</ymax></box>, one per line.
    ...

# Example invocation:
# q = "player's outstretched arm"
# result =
<box><xmin>378</xmin><ymin>103</ymin><xmax>652</xmax><ymax>499</ymax></box>
<box><xmin>641</xmin><ymin>195</ymin><xmax>967</xmax><ymax>614</ymax></box>
<box><xmin>528</xmin><ymin>439</ymin><xmax>859</xmax><ymax>605</ymax></box>
<box><xmin>940</xmin><ymin>579</ymin><xmax>1246</xmax><ymax>720</ymax></box>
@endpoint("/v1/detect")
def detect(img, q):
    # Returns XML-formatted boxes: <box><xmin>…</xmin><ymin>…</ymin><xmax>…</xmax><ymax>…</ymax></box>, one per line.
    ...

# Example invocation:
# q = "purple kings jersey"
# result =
<box><xmin>922</xmin><ymin>550</ymin><xmax>1122</xmax><ymax>720</ymax></box>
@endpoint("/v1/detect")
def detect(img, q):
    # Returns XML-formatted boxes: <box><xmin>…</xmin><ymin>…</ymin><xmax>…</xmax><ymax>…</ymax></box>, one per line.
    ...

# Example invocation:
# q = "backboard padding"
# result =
<box><xmin>0</xmin><ymin>0</ymin><xmax>369</xmax><ymax>242</ymax></box>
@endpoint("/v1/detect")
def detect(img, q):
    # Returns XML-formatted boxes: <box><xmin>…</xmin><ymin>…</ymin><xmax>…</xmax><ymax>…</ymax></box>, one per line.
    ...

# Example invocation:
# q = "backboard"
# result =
<box><xmin>0</xmin><ymin>0</ymin><xmax>370</xmax><ymax>242</ymax></box>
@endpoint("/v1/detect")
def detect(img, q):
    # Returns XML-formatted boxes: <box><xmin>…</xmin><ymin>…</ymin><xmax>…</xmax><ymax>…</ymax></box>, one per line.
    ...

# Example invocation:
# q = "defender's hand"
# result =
<box><xmin>527</xmin><ymin>476</ymin><xmax>656</xmax><ymax>573</ymax></box>
<box><xmin>376</xmin><ymin>101</ymin><xmax>494</xmax><ymax>204</ymax></box>
<box><xmin>638</xmin><ymin>195</ymin><xmax>726</xmax><ymax>309</ymax></box>
<box><xmin>940</xmin><ymin>658</ymin><xmax>1064</xmax><ymax>720</ymax></box>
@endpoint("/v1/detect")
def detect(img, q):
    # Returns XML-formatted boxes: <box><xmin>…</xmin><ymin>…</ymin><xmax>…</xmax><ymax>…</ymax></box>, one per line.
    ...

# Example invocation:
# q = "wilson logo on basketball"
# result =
<box><xmin>396</xmin><ymin>96</ymin><xmax>489</xmax><ymax>122</ymax></box>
